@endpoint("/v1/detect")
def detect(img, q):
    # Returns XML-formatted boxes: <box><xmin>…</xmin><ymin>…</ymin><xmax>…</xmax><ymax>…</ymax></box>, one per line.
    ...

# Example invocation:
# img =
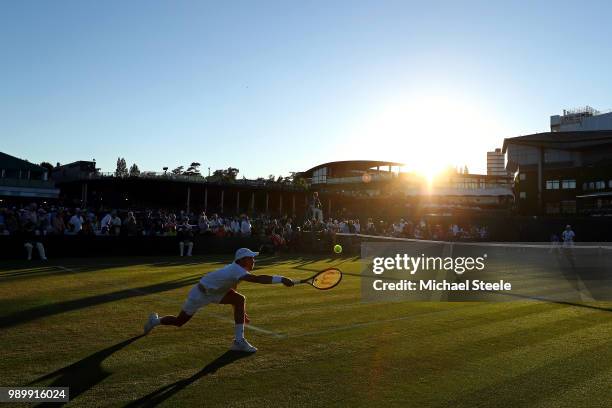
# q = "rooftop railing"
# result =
<box><xmin>0</xmin><ymin>178</ymin><xmax>57</xmax><ymax>189</ymax></box>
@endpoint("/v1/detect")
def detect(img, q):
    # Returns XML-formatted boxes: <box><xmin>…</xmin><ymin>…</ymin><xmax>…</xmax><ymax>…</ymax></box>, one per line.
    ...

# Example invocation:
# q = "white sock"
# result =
<box><xmin>187</xmin><ymin>243</ymin><xmax>193</xmax><ymax>256</ymax></box>
<box><xmin>234</xmin><ymin>324</ymin><xmax>244</xmax><ymax>340</ymax></box>
<box><xmin>179</xmin><ymin>242</ymin><xmax>184</xmax><ymax>256</ymax></box>
<box><xmin>36</xmin><ymin>243</ymin><xmax>46</xmax><ymax>260</ymax></box>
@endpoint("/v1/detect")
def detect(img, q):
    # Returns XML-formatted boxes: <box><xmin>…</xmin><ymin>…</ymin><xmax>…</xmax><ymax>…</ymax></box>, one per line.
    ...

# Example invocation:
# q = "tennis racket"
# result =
<box><xmin>292</xmin><ymin>268</ymin><xmax>342</xmax><ymax>290</ymax></box>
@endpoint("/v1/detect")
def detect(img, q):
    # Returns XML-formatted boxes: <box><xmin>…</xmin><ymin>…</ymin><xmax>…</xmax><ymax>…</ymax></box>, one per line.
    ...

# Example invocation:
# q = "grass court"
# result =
<box><xmin>1</xmin><ymin>255</ymin><xmax>611</xmax><ymax>407</ymax></box>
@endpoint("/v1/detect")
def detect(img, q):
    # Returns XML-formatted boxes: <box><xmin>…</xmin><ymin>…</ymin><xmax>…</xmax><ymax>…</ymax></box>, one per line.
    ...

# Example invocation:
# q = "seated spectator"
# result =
<box><xmin>111</xmin><ymin>211</ymin><xmax>122</xmax><ymax>235</ymax></box>
<box><xmin>99</xmin><ymin>211</ymin><xmax>113</xmax><ymax>235</ymax></box>
<box><xmin>124</xmin><ymin>211</ymin><xmax>138</xmax><ymax>236</ymax></box>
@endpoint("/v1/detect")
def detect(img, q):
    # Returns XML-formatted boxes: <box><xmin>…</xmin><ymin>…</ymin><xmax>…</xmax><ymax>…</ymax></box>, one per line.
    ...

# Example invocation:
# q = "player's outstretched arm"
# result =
<box><xmin>240</xmin><ymin>274</ymin><xmax>294</xmax><ymax>286</ymax></box>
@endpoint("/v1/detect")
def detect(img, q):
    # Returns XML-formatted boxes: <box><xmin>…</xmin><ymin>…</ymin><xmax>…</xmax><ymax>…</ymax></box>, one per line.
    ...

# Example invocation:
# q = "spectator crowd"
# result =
<box><xmin>0</xmin><ymin>202</ymin><xmax>494</xmax><ymax>260</ymax></box>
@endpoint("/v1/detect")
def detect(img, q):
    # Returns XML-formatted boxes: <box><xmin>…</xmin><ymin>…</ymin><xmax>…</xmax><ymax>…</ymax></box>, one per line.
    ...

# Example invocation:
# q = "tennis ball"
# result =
<box><xmin>333</xmin><ymin>244</ymin><xmax>343</xmax><ymax>254</ymax></box>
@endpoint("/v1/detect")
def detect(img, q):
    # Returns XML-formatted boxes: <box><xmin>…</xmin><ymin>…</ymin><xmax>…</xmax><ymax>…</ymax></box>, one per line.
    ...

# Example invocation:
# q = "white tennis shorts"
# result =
<box><xmin>182</xmin><ymin>284</ymin><xmax>226</xmax><ymax>316</ymax></box>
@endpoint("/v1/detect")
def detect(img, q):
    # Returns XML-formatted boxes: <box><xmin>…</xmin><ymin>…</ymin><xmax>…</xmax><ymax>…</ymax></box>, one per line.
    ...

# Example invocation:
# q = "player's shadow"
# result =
<box><xmin>0</xmin><ymin>275</ymin><xmax>200</xmax><ymax>329</ymax></box>
<box><xmin>29</xmin><ymin>335</ymin><xmax>143</xmax><ymax>407</ymax></box>
<box><xmin>124</xmin><ymin>350</ymin><xmax>254</xmax><ymax>407</ymax></box>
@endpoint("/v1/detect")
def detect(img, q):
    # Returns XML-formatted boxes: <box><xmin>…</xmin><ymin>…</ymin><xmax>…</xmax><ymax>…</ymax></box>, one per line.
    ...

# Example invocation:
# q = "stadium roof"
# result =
<box><xmin>300</xmin><ymin>160</ymin><xmax>404</xmax><ymax>176</ymax></box>
<box><xmin>0</xmin><ymin>152</ymin><xmax>44</xmax><ymax>171</ymax></box>
<box><xmin>502</xmin><ymin>130</ymin><xmax>612</xmax><ymax>153</ymax></box>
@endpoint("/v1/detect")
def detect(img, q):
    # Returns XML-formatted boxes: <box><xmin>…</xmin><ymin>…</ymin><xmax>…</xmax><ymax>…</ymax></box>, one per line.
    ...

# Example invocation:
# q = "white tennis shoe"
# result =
<box><xmin>144</xmin><ymin>312</ymin><xmax>159</xmax><ymax>335</ymax></box>
<box><xmin>231</xmin><ymin>338</ymin><xmax>257</xmax><ymax>353</ymax></box>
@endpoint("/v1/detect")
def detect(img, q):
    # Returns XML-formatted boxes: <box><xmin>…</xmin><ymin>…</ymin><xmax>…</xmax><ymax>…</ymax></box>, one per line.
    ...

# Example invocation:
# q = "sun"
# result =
<box><xmin>345</xmin><ymin>91</ymin><xmax>499</xmax><ymax>177</ymax></box>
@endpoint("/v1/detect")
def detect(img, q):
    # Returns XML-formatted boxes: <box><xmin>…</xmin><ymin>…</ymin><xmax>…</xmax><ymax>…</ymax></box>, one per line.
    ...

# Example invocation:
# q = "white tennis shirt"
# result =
<box><xmin>199</xmin><ymin>263</ymin><xmax>249</xmax><ymax>294</ymax></box>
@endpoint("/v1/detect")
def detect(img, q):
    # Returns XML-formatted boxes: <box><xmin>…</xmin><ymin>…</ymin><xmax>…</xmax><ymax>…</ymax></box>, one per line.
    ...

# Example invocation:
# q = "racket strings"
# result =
<box><xmin>312</xmin><ymin>268</ymin><xmax>342</xmax><ymax>289</ymax></box>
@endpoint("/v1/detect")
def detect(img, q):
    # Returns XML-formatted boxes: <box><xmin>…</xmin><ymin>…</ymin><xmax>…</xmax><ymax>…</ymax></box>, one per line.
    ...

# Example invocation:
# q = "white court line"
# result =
<box><xmin>337</xmin><ymin>232</ymin><xmax>612</xmax><ymax>249</ymax></box>
<box><xmin>56</xmin><ymin>265</ymin><xmax>284</xmax><ymax>338</ymax></box>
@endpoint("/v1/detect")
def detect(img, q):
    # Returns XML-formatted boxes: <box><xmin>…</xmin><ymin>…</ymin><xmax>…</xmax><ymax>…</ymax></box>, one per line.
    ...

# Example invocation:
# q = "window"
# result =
<box><xmin>312</xmin><ymin>167</ymin><xmax>328</xmax><ymax>184</ymax></box>
<box><xmin>561</xmin><ymin>200</ymin><xmax>576</xmax><ymax>214</ymax></box>
<box><xmin>609</xmin><ymin>180</ymin><xmax>612</xmax><ymax>188</ymax></box>
<box><xmin>589</xmin><ymin>182</ymin><xmax>595</xmax><ymax>190</ymax></box>
<box><xmin>596</xmin><ymin>181</ymin><xmax>606</xmax><ymax>190</ymax></box>
<box><xmin>583</xmin><ymin>182</ymin><xmax>588</xmax><ymax>190</ymax></box>
<box><xmin>545</xmin><ymin>180</ymin><xmax>560</xmax><ymax>190</ymax></box>
<box><xmin>561</xmin><ymin>179</ymin><xmax>576</xmax><ymax>189</ymax></box>
<box><xmin>519</xmin><ymin>191</ymin><xmax>527</xmax><ymax>199</ymax></box>
<box><xmin>545</xmin><ymin>203</ymin><xmax>560</xmax><ymax>214</ymax></box>
<box><xmin>519</xmin><ymin>173</ymin><xmax>526</xmax><ymax>181</ymax></box>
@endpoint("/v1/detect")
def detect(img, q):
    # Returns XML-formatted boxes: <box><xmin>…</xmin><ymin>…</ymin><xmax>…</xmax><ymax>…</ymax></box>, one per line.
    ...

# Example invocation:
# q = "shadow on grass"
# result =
<box><xmin>29</xmin><ymin>335</ymin><xmax>143</xmax><ymax>407</ymax></box>
<box><xmin>0</xmin><ymin>275</ymin><xmax>200</xmax><ymax>329</ymax></box>
<box><xmin>124</xmin><ymin>350</ymin><xmax>254</xmax><ymax>407</ymax></box>
<box><xmin>0</xmin><ymin>254</ymin><xmax>361</xmax><ymax>330</ymax></box>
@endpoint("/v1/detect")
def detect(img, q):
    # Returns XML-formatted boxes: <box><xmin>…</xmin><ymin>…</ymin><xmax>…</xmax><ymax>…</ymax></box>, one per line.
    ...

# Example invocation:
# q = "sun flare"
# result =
<box><xmin>347</xmin><ymin>92</ymin><xmax>500</xmax><ymax>176</ymax></box>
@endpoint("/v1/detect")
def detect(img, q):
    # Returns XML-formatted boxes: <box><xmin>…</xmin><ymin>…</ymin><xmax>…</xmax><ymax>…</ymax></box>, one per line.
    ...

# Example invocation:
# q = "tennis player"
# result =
<box><xmin>143</xmin><ymin>248</ymin><xmax>293</xmax><ymax>352</ymax></box>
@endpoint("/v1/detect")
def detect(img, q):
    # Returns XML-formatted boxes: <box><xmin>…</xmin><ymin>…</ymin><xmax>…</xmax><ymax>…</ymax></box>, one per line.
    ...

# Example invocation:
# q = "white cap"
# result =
<box><xmin>234</xmin><ymin>248</ymin><xmax>259</xmax><ymax>261</ymax></box>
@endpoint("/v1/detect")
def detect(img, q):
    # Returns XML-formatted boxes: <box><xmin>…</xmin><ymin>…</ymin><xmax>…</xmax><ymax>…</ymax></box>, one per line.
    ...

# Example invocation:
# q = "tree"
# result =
<box><xmin>183</xmin><ymin>162</ymin><xmax>202</xmax><ymax>176</ymax></box>
<box><xmin>226</xmin><ymin>167</ymin><xmax>239</xmax><ymax>181</ymax></box>
<box><xmin>171</xmin><ymin>166</ymin><xmax>184</xmax><ymax>175</ymax></box>
<box><xmin>207</xmin><ymin>167</ymin><xmax>240</xmax><ymax>182</ymax></box>
<box><xmin>115</xmin><ymin>158</ymin><xmax>128</xmax><ymax>177</ymax></box>
<box><xmin>129</xmin><ymin>163</ymin><xmax>141</xmax><ymax>177</ymax></box>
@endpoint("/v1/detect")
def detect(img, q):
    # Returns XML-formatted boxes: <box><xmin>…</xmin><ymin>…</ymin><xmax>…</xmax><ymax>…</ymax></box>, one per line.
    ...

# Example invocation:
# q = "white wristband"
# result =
<box><xmin>271</xmin><ymin>275</ymin><xmax>283</xmax><ymax>284</ymax></box>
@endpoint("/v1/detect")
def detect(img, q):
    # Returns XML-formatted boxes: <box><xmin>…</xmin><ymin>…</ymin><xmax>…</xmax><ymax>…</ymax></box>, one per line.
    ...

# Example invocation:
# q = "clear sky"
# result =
<box><xmin>2</xmin><ymin>0</ymin><xmax>612</xmax><ymax>178</ymax></box>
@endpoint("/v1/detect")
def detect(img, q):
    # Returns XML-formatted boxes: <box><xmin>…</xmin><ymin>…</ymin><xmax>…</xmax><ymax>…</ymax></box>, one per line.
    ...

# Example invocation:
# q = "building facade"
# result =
<box><xmin>0</xmin><ymin>152</ymin><xmax>59</xmax><ymax>201</ymax></box>
<box><xmin>550</xmin><ymin>106</ymin><xmax>612</xmax><ymax>132</ymax></box>
<box><xmin>487</xmin><ymin>148</ymin><xmax>506</xmax><ymax>176</ymax></box>
<box><xmin>503</xmin><ymin>131</ymin><xmax>612</xmax><ymax>216</ymax></box>
<box><xmin>299</xmin><ymin>160</ymin><xmax>513</xmax><ymax>219</ymax></box>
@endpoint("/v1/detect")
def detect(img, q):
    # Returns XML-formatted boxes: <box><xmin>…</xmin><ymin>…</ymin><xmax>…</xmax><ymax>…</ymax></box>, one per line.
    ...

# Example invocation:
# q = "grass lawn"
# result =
<box><xmin>1</xmin><ymin>255</ymin><xmax>611</xmax><ymax>407</ymax></box>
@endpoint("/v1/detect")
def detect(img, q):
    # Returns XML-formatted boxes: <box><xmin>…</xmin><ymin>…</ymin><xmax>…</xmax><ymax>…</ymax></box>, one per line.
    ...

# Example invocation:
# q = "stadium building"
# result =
<box><xmin>503</xmin><ymin>130</ymin><xmax>612</xmax><ymax>216</ymax></box>
<box><xmin>54</xmin><ymin>161</ymin><xmax>309</xmax><ymax>217</ymax></box>
<box><xmin>550</xmin><ymin>106</ymin><xmax>612</xmax><ymax>132</ymax></box>
<box><xmin>298</xmin><ymin>160</ymin><xmax>513</xmax><ymax>220</ymax></box>
<box><xmin>0</xmin><ymin>152</ymin><xmax>59</xmax><ymax>201</ymax></box>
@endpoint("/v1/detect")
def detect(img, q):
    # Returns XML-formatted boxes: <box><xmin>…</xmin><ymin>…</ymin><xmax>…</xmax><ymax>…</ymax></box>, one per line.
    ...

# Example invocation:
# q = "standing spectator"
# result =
<box><xmin>68</xmin><ymin>209</ymin><xmax>84</xmax><ymax>235</ymax></box>
<box><xmin>240</xmin><ymin>215</ymin><xmax>252</xmax><ymax>237</ymax></box>
<box><xmin>198</xmin><ymin>211</ymin><xmax>209</xmax><ymax>234</ymax></box>
<box><xmin>23</xmin><ymin>219</ymin><xmax>47</xmax><ymax>261</ymax></box>
<box><xmin>177</xmin><ymin>218</ymin><xmax>194</xmax><ymax>256</ymax></box>
<box><xmin>562</xmin><ymin>224</ymin><xmax>575</xmax><ymax>246</ymax></box>
<box><xmin>50</xmin><ymin>210</ymin><xmax>65</xmax><ymax>235</ymax></box>
<box><xmin>309</xmin><ymin>192</ymin><xmax>323</xmax><ymax>222</ymax></box>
